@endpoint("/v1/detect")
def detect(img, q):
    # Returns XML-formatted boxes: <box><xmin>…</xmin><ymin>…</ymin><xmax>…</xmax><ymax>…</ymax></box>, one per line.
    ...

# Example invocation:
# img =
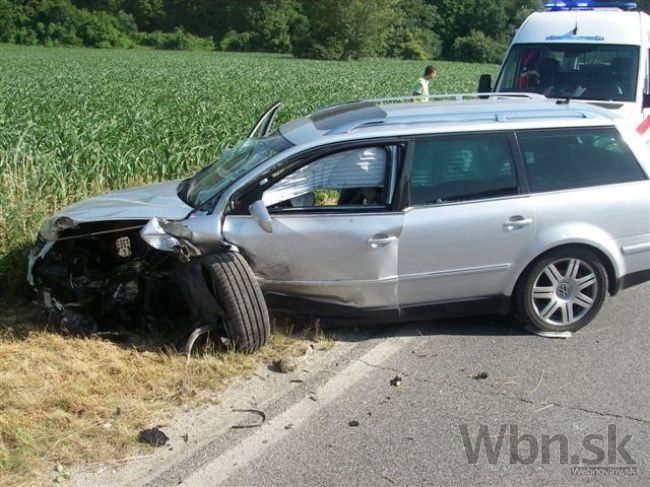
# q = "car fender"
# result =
<box><xmin>504</xmin><ymin>222</ymin><xmax>624</xmax><ymax>296</ymax></box>
<box><xmin>140</xmin><ymin>213</ymin><xmax>230</xmax><ymax>257</ymax></box>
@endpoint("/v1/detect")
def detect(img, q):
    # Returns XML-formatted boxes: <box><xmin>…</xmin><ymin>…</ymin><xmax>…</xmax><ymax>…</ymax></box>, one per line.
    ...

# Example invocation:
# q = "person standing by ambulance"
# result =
<box><xmin>413</xmin><ymin>65</ymin><xmax>436</xmax><ymax>101</ymax></box>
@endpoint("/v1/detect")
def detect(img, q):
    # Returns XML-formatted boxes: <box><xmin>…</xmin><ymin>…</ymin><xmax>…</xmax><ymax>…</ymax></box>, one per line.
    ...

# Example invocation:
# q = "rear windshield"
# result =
<box><xmin>496</xmin><ymin>43</ymin><xmax>640</xmax><ymax>102</ymax></box>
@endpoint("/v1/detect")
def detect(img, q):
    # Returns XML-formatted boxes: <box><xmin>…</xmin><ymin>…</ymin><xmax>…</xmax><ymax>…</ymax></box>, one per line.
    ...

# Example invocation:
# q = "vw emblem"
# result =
<box><xmin>557</xmin><ymin>282</ymin><xmax>572</xmax><ymax>298</ymax></box>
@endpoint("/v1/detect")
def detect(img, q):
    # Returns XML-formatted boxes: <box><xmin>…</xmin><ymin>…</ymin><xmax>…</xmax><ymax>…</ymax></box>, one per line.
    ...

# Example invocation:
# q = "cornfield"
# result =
<box><xmin>0</xmin><ymin>44</ymin><xmax>497</xmax><ymax>297</ymax></box>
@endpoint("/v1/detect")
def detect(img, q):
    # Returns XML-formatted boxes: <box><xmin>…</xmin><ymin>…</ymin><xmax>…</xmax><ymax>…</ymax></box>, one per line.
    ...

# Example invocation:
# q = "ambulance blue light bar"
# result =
<box><xmin>544</xmin><ymin>1</ymin><xmax>637</xmax><ymax>10</ymax></box>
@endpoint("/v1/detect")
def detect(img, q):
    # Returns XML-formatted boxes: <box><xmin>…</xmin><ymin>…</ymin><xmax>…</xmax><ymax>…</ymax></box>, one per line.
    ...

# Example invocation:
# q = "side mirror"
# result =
<box><xmin>249</xmin><ymin>200</ymin><xmax>273</xmax><ymax>233</ymax></box>
<box><xmin>643</xmin><ymin>93</ymin><xmax>650</xmax><ymax>109</ymax></box>
<box><xmin>478</xmin><ymin>74</ymin><xmax>492</xmax><ymax>99</ymax></box>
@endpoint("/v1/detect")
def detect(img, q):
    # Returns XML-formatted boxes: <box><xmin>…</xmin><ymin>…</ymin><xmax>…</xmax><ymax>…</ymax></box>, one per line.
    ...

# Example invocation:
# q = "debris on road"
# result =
<box><xmin>389</xmin><ymin>375</ymin><xmax>402</xmax><ymax>386</ymax></box>
<box><xmin>184</xmin><ymin>324</ymin><xmax>216</xmax><ymax>358</ymax></box>
<box><xmin>272</xmin><ymin>344</ymin><xmax>310</xmax><ymax>373</ymax></box>
<box><xmin>525</xmin><ymin>326</ymin><xmax>573</xmax><ymax>339</ymax></box>
<box><xmin>231</xmin><ymin>409</ymin><xmax>266</xmax><ymax>429</ymax></box>
<box><xmin>348</xmin><ymin>420</ymin><xmax>360</xmax><ymax>427</ymax></box>
<box><xmin>273</xmin><ymin>357</ymin><xmax>297</xmax><ymax>373</ymax></box>
<box><xmin>138</xmin><ymin>427</ymin><xmax>169</xmax><ymax>447</ymax></box>
<box><xmin>382</xmin><ymin>474</ymin><xmax>397</xmax><ymax>485</ymax></box>
<box><xmin>534</xmin><ymin>404</ymin><xmax>554</xmax><ymax>414</ymax></box>
<box><xmin>182</xmin><ymin>432</ymin><xmax>189</xmax><ymax>443</ymax></box>
<box><xmin>471</xmin><ymin>372</ymin><xmax>489</xmax><ymax>380</ymax></box>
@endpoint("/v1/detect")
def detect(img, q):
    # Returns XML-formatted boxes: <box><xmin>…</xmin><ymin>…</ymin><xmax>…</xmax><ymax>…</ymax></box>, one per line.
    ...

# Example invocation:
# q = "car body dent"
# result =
<box><xmin>223</xmin><ymin>212</ymin><xmax>403</xmax><ymax>309</ymax></box>
<box><xmin>140</xmin><ymin>213</ymin><xmax>228</xmax><ymax>256</ymax></box>
<box><xmin>258</xmin><ymin>276</ymin><xmax>397</xmax><ymax>308</ymax></box>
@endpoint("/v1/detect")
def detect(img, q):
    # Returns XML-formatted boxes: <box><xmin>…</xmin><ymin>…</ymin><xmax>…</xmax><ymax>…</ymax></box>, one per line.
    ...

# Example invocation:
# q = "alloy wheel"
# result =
<box><xmin>530</xmin><ymin>257</ymin><xmax>599</xmax><ymax>327</ymax></box>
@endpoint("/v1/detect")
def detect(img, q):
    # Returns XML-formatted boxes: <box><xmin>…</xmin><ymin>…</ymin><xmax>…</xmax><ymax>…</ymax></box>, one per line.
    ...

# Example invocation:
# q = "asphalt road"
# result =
<box><xmin>76</xmin><ymin>283</ymin><xmax>649</xmax><ymax>487</ymax></box>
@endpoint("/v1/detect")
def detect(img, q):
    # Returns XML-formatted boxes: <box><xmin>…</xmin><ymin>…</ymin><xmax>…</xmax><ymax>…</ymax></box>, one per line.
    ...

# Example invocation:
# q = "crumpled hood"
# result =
<box><xmin>53</xmin><ymin>180</ymin><xmax>192</xmax><ymax>223</ymax></box>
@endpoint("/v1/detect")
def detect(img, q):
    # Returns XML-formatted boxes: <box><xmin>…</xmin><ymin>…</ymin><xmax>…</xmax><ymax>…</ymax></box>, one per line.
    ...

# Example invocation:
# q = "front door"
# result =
<box><xmin>223</xmin><ymin>143</ymin><xmax>405</xmax><ymax>310</ymax></box>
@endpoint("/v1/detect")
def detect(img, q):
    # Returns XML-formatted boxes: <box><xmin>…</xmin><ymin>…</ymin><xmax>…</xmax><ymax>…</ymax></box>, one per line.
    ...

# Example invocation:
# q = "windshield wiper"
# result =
<box><xmin>556</xmin><ymin>85</ymin><xmax>587</xmax><ymax>105</ymax></box>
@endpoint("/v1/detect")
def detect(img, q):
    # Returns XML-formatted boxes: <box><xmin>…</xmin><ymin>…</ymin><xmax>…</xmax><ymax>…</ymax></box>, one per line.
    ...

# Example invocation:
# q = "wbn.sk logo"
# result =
<box><xmin>459</xmin><ymin>424</ymin><xmax>635</xmax><ymax>468</ymax></box>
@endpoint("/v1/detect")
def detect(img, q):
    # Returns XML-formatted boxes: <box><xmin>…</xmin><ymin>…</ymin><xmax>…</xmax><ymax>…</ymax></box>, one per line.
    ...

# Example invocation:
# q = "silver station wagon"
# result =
<box><xmin>29</xmin><ymin>95</ymin><xmax>650</xmax><ymax>352</ymax></box>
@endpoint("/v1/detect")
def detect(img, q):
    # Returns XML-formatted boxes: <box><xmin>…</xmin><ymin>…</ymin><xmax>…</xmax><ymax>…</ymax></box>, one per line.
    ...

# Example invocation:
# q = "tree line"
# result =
<box><xmin>1</xmin><ymin>1</ymin><xmax>648</xmax><ymax>63</ymax></box>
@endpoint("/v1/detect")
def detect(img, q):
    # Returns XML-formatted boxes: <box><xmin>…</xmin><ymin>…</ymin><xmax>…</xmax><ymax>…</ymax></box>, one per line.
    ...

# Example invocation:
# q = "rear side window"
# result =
<box><xmin>409</xmin><ymin>134</ymin><xmax>518</xmax><ymax>205</ymax></box>
<box><xmin>517</xmin><ymin>127</ymin><xmax>646</xmax><ymax>193</ymax></box>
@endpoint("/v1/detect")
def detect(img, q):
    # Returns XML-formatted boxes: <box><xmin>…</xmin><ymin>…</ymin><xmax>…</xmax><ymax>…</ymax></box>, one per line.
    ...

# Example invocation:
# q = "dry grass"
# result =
<box><xmin>0</xmin><ymin>307</ymin><xmax>319</xmax><ymax>486</ymax></box>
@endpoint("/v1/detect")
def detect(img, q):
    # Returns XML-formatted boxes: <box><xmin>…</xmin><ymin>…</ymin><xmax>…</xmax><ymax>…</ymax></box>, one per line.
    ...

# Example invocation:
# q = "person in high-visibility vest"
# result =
<box><xmin>412</xmin><ymin>65</ymin><xmax>437</xmax><ymax>102</ymax></box>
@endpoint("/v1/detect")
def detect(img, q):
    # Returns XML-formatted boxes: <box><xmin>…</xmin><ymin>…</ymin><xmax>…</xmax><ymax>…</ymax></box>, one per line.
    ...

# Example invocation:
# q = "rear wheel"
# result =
<box><xmin>204</xmin><ymin>252</ymin><xmax>270</xmax><ymax>353</ymax></box>
<box><xmin>515</xmin><ymin>248</ymin><xmax>608</xmax><ymax>333</ymax></box>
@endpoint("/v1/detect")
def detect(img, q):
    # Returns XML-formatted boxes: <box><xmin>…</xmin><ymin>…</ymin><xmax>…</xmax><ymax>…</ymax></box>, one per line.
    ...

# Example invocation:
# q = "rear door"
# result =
<box><xmin>516</xmin><ymin>126</ymin><xmax>650</xmax><ymax>279</ymax></box>
<box><xmin>397</xmin><ymin>132</ymin><xmax>536</xmax><ymax>307</ymax></box>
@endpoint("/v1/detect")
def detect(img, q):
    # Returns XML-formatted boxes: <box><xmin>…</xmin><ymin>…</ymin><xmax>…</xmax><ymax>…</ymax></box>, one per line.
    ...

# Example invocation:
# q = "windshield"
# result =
<box><xmin>183</xmin><ymin>132</ymin><xmax>293</xmax><ymax>210</ymax></box>
<box><xmin>496</xmin><ymin>43</ymin><xmax>640</xmax><ymax>102</ymax></box>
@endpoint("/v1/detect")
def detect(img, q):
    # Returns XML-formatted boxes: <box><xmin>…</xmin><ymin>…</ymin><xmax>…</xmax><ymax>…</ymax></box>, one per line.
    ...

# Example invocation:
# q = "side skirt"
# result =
<box><xmin>264</xmin><ymin>294</ymin><xmax>511</xmax><ymax>326</ymax></box>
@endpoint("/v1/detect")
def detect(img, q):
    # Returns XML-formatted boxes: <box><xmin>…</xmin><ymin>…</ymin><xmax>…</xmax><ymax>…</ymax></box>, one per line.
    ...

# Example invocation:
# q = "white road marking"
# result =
<box><xmin>183</xmin><ymin>334</ymin><xmax>414</xmax><ymax>486</ymax></box>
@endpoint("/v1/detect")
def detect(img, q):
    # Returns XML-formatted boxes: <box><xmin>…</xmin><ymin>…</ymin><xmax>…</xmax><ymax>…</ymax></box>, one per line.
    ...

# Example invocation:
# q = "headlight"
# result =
<box><xmin>39</xmin><ymin>216</ymin><xmax>77</xmax><ymax>241</ymax></box>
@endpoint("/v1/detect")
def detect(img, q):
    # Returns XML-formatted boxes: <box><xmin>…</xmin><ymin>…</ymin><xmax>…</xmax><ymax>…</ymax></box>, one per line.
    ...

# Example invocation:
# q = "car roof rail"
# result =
<box><xmin>324</xmin><ymin>106</ymin><xmax>596</xmax><ymax>135</ymax></box>
<box><xmin>316</xmin><ymin>93</ymin><xmax>548</xmax><ymax>112</ymax></box>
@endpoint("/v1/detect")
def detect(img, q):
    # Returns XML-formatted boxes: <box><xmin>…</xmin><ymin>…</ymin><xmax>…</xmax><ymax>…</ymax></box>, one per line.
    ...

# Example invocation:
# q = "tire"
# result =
<box><xmin>203</xmin><ymin>252</ymin><xmax>270</xmax><ymax>353</ymax></box>
<box><xmin>515</xmin><ymin>247</ymin><xmax>608</xmax><ymax>333</ymax></box>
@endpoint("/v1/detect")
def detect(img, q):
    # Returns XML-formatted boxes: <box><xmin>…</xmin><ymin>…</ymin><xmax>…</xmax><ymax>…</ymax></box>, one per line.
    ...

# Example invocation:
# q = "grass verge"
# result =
<box><xmin>0</xmin><ymin>306</ymin><xmax>325</xmax><ymax>486</ymax></box>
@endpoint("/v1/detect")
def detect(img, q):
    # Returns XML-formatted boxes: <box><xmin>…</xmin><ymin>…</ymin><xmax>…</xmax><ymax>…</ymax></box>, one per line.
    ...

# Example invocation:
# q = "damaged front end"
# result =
<box><xmin>28</xmin><ymin>217</ymin><xmax>226</xmax><ymax>344</ymax></box>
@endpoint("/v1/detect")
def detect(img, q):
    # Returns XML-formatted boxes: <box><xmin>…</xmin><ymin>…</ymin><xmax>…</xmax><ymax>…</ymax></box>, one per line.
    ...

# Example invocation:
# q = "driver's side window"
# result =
<box><xmin>262</xmin><ymin>146</ymin><xmax>395</xmax><ymax>210</ymax></box>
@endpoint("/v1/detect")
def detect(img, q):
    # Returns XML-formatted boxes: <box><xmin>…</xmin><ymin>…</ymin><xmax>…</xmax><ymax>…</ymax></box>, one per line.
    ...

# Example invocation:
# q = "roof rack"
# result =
<box><xmin>324</xmin><ymin>104</ymin><xmax>594</xmax><ymax>135</ymax></box>
<box><xmin>317</xmin><ymin>93</ymin><xmax>547</xmax><ymax>112</ymax></box>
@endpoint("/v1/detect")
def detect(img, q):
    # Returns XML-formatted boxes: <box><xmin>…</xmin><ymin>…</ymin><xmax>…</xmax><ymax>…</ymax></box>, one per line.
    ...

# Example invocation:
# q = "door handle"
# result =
<box><xmin>504</xmin><ymin>216</ymin><xmax>533</xmax><ymax>230</ymax></box>
<box><xmin>366</xmin><ymin>234</ymin><xmax>398</xmax><ymax>249</ymax></box>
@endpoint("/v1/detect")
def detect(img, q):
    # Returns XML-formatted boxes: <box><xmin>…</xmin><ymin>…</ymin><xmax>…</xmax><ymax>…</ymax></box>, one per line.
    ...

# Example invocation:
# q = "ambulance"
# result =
<box><xmin>481</xmin><ymin>1</ymin><xmax>650</xmax><ymax>138</ymax></box>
